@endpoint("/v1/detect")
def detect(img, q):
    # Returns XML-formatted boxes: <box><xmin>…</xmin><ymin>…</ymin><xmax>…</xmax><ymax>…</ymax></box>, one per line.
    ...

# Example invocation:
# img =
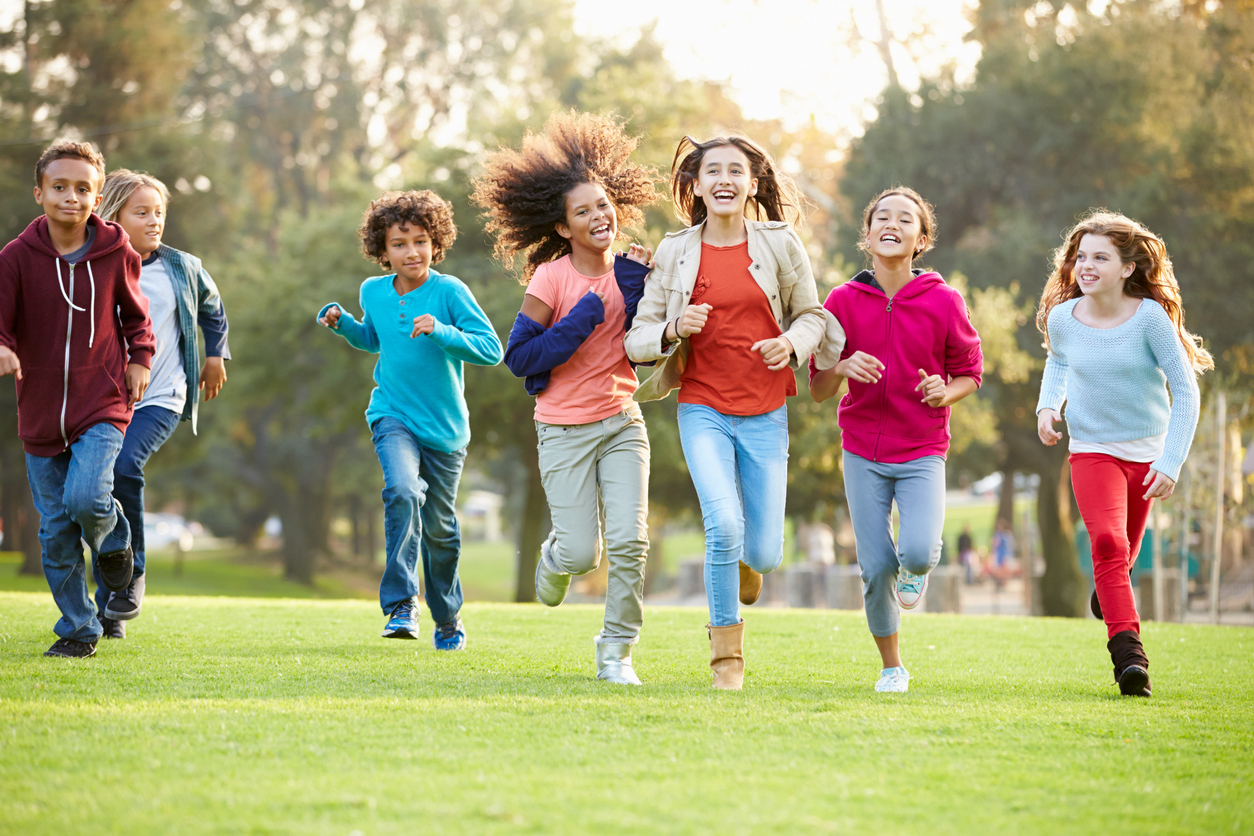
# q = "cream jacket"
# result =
<box><xmin>625</xmin><ymin>219</ymin><xmax>845</xmax><ymax>402</ymax></box>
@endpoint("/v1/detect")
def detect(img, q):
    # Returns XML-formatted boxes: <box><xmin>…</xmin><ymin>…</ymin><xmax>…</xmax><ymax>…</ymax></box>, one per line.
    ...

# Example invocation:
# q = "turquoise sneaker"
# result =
<box><xmin>896</xmin><ymin>568</ymin><xmax>928</xmax><ymax>609</ymax></box>
<box><xmin>382</xmin><ymin>599</ymin><xmax>420</xmax><ymax>639</ymax></box>
<box><xmin>433</xmin><ymin>618</ymin><xmax>467</xmax><ymax>651</ymax></box>
<box><xmin>875</xmin><ymin>666</ymin><xmax>910</xmax><ymax>693</ymax></box>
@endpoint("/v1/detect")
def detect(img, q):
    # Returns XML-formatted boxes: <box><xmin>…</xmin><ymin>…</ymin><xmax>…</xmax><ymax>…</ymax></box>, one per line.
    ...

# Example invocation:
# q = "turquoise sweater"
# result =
<box><xmin>1036</xmin><ymin>298</ymin><xmax>1199</xmax><ymax>481</ymax></box>
<box><xmin>319</xmin><ymin>270</ymin><xmax>503</xmax><ymax>452</ymax></box>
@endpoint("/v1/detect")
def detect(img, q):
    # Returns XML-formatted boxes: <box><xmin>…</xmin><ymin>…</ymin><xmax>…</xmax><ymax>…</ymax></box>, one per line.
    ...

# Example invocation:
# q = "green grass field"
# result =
<box><xmin>1</xmin><ymin>593</ymin><xmax>1249</xmax><ymax>834</ymax></box>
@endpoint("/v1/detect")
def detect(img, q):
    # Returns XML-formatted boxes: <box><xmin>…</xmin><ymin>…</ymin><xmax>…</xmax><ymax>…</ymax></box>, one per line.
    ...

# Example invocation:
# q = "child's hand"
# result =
<box><xmin>319</xmin><ymin>306</ymin><xmax>342</xmax><ymax>328</ymax></box>
<box><xmin>411</xmin><ymin>314</ymin><xmax>439</xmax><ymax>338</ymax></box>
<box><xmin>625</xmin><ymin>243</ymin><xmax>652</xmax><ymax>266</ymax></box>
<box><xmin>199</xmin><ymin>356</ymin><xmax>227</xmax><ymax>400</ymax></box>
<box><xmin>676</xmin><ymin>303</ymin><xmax>712</xmax><ymax>338</ymax></box>
<box><xmin>835</xmin><ymin>351</ymin><xmax>883</xmax><ymax>384</ymax></box>
<box><xmin>751</xmin><ymin>336</ymin><xmax>794</xmax><ymax>371</ymax></box>
<box><xmin>0</xmin><ymin>345</ymin><xmax>21</xmax><ymax>380</ymax></box>
<box><xmin>1037</xmin><ymin>409</ymin><xmax>1063</xmax><ymax>446</ymax></box>
<box><xmin>915</xmin><ymin>369</ymin><xmax>947</xmax><ymax>407</ymax></box>
<box><xmin>125</xmin><ymin>363</ymin><xmax>150</xmax><ymax>408</ymax></box>
<box><xmin>1143</xmin><ymin>468</ymin><xmax>1176</xmax><ymax>501</ymax></box>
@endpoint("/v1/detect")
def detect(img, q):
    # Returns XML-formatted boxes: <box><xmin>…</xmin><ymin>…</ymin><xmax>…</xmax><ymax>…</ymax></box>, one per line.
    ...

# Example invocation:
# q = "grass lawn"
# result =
<box><xmin>1</xmin><ymin>594</ymin><xmax>1249</xmax><ymax>834</ymax></box>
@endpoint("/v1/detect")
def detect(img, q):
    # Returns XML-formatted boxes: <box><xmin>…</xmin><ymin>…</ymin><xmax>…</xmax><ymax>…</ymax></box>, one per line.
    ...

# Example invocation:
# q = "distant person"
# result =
<box><xmin>0</xmin><ymin>140</ymin><xmax>155</xmax><ymax>658</ymax></box>
<box><xmin>1037</xmin><ymin>210</ymin><xmax>1209</xmax><ymax>697</ymax></box>
<box><xmin>810</xmin><ymin>187</ymin><xmax>983</xmax><ymax>694</ymax></box>
<box><xmin>957</xmin><ymin>525</ymin><xmax>977</xmax><ymax>584</ymax></box>
<box><xmin>988</xmin><ymin>519</ymin><xmax>1016</xmax><ymax>584</ymax></box>
<box><xmin>473</xmin><ymin>112</ymin><xmax>657</xmax><ymax>684</ymax></box>
<box><xmin>91</xmin><ymin>170</ymin><xmax>231</xmax><ymax>639</ymax></box>
<box><xmin>318</xmin><ymin>191</ymin><xmax>502</xmax><ymax>649</ymax></box>
<box><xmin>625</xmin><ymin>134</ymin><xmax>830</xmax><ymax>690</ymax></box>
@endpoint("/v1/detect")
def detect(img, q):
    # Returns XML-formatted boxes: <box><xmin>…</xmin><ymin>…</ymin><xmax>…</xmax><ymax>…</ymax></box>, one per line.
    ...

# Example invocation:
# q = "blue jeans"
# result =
<box><xmin>25</xmin><ymin>423</ymin><xmax>130</xmax><ymax>642</ymax></box>
<box><xmin>371</xmin><ymin>416</ymin><xmax>466</xmax><ymax>625</ymax></box>
<box><xmin>678</xmin><ymin>403</ymin><xmax>788</xmax><ymax>627</ymax></box>
<box><xmin>91</xmin><ymin>405</ymin><xmax>181</xmax><ymax>614</ymax></box>
<box><xmin>842</xmin><ymin>451</ymin><xmax>946</xmax><ymax>637</ymax></box>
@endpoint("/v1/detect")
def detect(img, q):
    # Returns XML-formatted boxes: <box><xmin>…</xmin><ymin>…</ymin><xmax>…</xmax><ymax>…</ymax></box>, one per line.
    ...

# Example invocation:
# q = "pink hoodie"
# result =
<box><xmin>809</xmin><ymin>270</ymin><xmax>982</xmax><ymax>463</ymax></box>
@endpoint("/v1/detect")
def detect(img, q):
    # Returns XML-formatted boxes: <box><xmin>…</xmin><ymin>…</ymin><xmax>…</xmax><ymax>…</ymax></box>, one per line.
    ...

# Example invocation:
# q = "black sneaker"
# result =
<box><xmin>1117</xmin><ymin>664</ymin><xmax>1152</xmax><ymax>697</ymax></box>
<box><xmin>99</xmin><ymin>616</ymin><xmax>126</xmax><ymax>639</ymax></box>
<box><xmin>44</xmin><ymin>638</ymin><xmax>98</xmax><ymax>658</ymax></box>
<box><xmin>104</xmin><ymin>574</ymin><xmax>145</xmax><ymax>621</ymax></box>
<box><xmin>97</xmin><ymin>546</ymin><xmax>134</xmax><ymax>592</ymax></box>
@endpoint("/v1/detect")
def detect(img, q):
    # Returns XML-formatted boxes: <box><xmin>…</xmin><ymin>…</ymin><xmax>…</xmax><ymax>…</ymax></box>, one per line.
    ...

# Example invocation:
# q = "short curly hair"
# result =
<box><xmin>471</xmin><ymin>110</ymin><xmax>660</xmax><ymax>283</ymax></box>
<box><xmin>35</xmin><ymin>138</ymin><xmax>105</xmax><ymax>189</ymax></box>
<box><xmin>358</xmin><ymin>190</ymin><xmax>457</xmax><ymax>268</ymax></box>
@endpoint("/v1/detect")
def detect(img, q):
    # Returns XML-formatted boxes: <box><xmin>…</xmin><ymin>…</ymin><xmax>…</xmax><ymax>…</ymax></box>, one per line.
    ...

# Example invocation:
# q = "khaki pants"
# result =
<box><xmin>537</xmin><ymin>405</ymin><xmax>650</xmax><ymax>642</ymax></box>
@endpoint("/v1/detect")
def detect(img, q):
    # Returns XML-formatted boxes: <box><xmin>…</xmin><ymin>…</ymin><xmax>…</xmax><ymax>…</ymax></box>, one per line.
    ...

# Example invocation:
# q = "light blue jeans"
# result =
<box><xmin>25</xmin><ymin>423</ymin><xmax>130</xmax><ymax>642</ymax></box>
<box><xmin>371</xmin><ymin>416</ymin><xmax>466</xmax><ymax>626</ymax></box>
<box><xmin>678</xmin><ymin>403</ymin><xmax>788</xmax><ymax>627</ymax></box>
<box><xmin>842</xmin><ymin>451</ymin><xmax>946</xmax><ymax>637</ymax></box>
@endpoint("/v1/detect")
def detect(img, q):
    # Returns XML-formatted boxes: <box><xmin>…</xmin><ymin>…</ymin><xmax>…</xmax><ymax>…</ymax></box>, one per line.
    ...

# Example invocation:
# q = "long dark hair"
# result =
<box><xmin>670</xmin><ymin>134</ymin><xmax>807</xmax><ymax>228</ymax></box>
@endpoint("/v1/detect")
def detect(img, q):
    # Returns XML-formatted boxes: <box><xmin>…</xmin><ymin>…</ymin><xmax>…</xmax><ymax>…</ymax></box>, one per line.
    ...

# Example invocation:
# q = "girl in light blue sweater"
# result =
<box><xmin>1035</xmin><ymin>211</ymin><xmax>1212</xmax><ymax>697</ymax></box>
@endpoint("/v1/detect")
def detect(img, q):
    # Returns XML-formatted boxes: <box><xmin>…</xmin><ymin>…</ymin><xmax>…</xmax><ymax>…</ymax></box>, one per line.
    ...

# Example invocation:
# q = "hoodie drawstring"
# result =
<box><xmin>53</xmin><ymin>258</ymin><xmax>95</xmax><ymax>348</ymax></box>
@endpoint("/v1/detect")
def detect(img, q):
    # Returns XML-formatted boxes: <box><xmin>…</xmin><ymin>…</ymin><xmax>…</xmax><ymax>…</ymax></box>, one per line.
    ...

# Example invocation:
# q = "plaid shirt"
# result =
<box><xmin>154</xmin><ymin>244</ymin><xmax>230</xmax><ymax>433</ymax></box>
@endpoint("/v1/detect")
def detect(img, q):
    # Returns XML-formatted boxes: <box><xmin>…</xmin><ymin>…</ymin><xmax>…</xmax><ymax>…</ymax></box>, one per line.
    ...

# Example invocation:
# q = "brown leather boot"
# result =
<box><xmin>739</xmin><ymin>561</ymin><xmax>763</xmax><ymax>605</ymax></box>
<box><xmin>708</xmin><ymin>621</ymin><xmax>745</xmax><ymax>690</ymax></box>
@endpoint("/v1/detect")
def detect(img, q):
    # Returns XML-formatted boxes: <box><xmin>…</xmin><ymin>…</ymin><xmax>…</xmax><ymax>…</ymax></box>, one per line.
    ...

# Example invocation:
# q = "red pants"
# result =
<box><xmin>1070</xmin><ymin>453</ymin><xmax>1154</xmax><ymax>638</ymax></box>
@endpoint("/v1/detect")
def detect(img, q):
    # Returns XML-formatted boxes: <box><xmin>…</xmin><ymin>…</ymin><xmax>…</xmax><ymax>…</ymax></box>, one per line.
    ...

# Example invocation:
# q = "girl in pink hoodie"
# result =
<box><xmin>810</xmin><ymin>187</ymin><xmax>982</xmax><ymax>693</ymax></box>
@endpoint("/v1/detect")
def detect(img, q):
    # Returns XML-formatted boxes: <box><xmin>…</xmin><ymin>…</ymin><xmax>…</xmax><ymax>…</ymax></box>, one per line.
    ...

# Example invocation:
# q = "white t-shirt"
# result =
<box><xmin>134</xmin><ymin>255</ymin><xmax>187</xmax><ymax>416</ymax></box>
<box><xmin>1069</xmin><ymin>433</ymin><xmax>1166</xmax><ymax>463</ymax></box>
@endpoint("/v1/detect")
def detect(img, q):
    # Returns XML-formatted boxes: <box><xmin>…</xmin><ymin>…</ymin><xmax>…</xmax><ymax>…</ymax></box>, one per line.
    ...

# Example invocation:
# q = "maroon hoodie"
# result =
<box><xmin>809</xmin><ymin>270</ymin><xmax>983</xmax><ymax>463</ymax></box>
<box><xmin>0</xmin><ymin>214</ymin><xmax>155</xmax><ymax>456</ymax></box>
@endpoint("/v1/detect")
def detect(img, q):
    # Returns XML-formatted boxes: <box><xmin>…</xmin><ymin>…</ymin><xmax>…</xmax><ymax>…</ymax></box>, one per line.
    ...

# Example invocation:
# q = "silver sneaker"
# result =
<box><xmin>534</xmin><ymin>533</ymin><xmax>571</xmax><ymax>607</ymax></box>
<box><xmin>594</xmin><ymin>634</ymin><xmax>642</xmax><ymax>685</ymax></box>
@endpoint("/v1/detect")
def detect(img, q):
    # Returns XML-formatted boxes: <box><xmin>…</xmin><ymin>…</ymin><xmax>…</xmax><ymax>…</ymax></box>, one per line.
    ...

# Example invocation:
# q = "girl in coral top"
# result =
<box><xmin>1036</xmin><ymin>211</ymin><xmax>1208</xmax><ymax>697</ymax></box>
<box><xmin>473</xmin><ymin>112</ymin><xmax>658</xmax><ymax>685</ymax></box>
<box><xmin>810</xmin><ymin>187</ymin><xmax>983</xmax><ymax>694</ymax></box>
<box><xmin>626</xmin><ymin>135</ymin><xmax>830</xmax><ymax>690</ymax></box>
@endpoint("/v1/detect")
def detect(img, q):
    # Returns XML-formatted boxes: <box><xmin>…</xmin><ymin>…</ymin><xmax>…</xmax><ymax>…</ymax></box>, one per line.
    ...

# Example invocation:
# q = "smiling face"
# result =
<box><xmin>386</xmin><ymin>222</ymin><xmax>433</xmax><ymax>284</ymax></box>
<box><xmin>865</xmin><ymin>194</ymin><xmax>926</xmax><ymax>260</ymax></box>
<box><xmin>556</xmin><ymin>181</ymin><xmax>617</xmax><ymax>255</ymax></box>
<box><xmin>34</xmin><ymin>158</ymin><xmax>103</xmax><ymax>228</ymax></box>
<box><xmin>1073</xmin><ymin>233</ymin><xmax>1135</xmax><ymax>297</ymax></box>
<box><xmin>693</xmin><ymin>144</ymin><xmax>757</xmax><ymax>221</ymax></box>
<box><xmin>115</xmin><ymin>186</ymin><xmax>166</xmax><ymax>257</ymax></box>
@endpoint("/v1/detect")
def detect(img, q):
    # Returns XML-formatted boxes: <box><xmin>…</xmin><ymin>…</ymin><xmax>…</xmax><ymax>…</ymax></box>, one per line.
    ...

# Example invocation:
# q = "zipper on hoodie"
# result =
<box><xmin>874</xmin><ymin>293</ymin><xmax>894</xmax><ymax>461</ymax></box>
<box><xmin>60</xmin><ymin>261</ymin><xmax>74</xmax><ymax>449</ymax></box>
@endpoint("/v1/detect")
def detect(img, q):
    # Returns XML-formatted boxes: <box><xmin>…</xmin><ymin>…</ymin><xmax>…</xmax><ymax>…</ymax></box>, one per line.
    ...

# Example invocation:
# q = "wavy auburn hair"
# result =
<box><xmin>1036</xmin><ymin>210</ymin><xmax>1213</xmax><ymax>373</ymax></box>
<box><xmin>471</xmin><ymin>110</ymin><xmax>659</xmax><ymax>283</ymax></box>
<box><xmin>670</xmin><ymin>134</ymin><xmax>807</xmax><ymax>228</ymax></box>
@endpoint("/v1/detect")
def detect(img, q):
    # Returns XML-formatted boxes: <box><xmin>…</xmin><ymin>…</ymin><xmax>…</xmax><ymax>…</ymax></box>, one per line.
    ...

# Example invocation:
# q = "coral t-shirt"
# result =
<box><xmin>526</xmin><ymin>255</ymin><xmax>638</xmax><ymax>424</ymax></box>
<box><xmin>678</xmin><ymin>241</ymin><xmax>795</xmax><ymax>415</ymax></box>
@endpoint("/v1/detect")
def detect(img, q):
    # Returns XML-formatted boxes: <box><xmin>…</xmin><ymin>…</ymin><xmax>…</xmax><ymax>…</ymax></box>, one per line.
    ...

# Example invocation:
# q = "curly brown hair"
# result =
<box><xmin>1037</xmin><ymin>210</ymin><xmax>1213</xmax><ymax>373</ymax></box>
<box><xmin>471</xmin><ymin>111</ymin><xmax>660</xmax><ymax>283</ymax></box>
<box><xmin>358</xmin><ymin>190</ymin><xmax>457</xmax><ymax>268</ymax></box>
<box><xmin>670</xmin><ymin>134</ymin><xmax>807</xmax><ymax>228</ymax></box>
<box><xmin>35</xmin><ymin>138</ymin><xmax>105</xmax><ymax>189</ymax></box>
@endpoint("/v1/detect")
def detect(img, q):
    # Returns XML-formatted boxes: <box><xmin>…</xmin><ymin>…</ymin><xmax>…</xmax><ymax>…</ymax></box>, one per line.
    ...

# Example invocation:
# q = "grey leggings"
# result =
<box><xmin>842</xmin><ymin>451</ymin><xmax>946</xmax><ymax>637</ymax></box>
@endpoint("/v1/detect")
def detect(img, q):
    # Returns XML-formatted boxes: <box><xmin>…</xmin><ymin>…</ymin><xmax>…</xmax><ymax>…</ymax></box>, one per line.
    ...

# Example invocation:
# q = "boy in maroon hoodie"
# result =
<box><xmin>0</xmin><ymin>139</ymin><xmax>155</xmax><ymax>658</ymax></box>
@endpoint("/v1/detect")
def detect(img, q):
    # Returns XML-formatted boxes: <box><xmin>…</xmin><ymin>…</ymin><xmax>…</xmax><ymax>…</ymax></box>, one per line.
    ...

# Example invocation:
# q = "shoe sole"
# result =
<box><xmin>1118</xmin><ymin>666</ymin><xmax>1152</xmax><ymax>697</ymax></box>
<box><xmin>381</xmin><ymin>629</ymin><xmax>419</xmax><ymax>639</ymax></box>
<box><xmin>44</xmin><ymin>647</ymin><xmax>97</xmax><ymax>658</ymax></box>
<box><xmin>104</xmin><ymin>603</ymin><xmax>141</xmax><ymax>621</ymax></box>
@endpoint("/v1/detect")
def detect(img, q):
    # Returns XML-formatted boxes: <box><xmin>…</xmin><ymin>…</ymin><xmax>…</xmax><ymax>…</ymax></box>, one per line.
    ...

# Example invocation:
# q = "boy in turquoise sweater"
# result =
<box><xmin>318</xmin><ymin>190</ymin><xmax>502</xmax><ymax>649</ymax></box>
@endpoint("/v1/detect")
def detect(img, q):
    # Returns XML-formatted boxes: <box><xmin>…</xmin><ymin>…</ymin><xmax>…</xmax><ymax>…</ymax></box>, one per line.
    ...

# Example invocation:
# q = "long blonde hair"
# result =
<box><xmin>97</xmin><ymin>169</ymin><xmax>170</xmax><ymax>222</ymax></box>
<box><xmin>1037</xmin><ymin>210</ymin><xmax>1213</xmax><ymax>374</ymax></box>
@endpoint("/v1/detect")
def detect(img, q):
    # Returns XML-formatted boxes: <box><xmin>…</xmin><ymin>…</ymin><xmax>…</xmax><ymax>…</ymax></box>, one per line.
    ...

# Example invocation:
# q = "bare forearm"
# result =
<box><xmin>810</xmin><ymin>367</ymin><xmax>845</xmax><ymax>403</ymax></box>
<box><xmin>940</xmin><ymin>376</ymin><xmax>978</xmax><ymax>407</ymax></box>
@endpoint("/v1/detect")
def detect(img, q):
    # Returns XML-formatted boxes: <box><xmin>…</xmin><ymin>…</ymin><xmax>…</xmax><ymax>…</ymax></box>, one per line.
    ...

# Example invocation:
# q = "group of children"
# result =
<box><xmin>2</xmin><ymin>118</ymin><xmax>1209</xmax><ymax>698</ymax></box>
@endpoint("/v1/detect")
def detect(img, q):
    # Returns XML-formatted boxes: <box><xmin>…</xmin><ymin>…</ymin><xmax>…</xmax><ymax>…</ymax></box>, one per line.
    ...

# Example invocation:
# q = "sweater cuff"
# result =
<box><xmin>128</xmin><ymin>348</ymin><xmax>154</xmax><ymax>369</ymax></box>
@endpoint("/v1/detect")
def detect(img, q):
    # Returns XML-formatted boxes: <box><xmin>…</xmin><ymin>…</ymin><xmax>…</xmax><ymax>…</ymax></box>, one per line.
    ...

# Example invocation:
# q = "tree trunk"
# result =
<box><xmin>514</xmin><ymin>447</ymin><xmax>548</xmax><ymax>603</ymax></box>
<box><xmin>1037</xmin><ymin>453</ymin><xmax>1085</xmax><ymax>617</ymax></box>
<box><xmin>996</xmin><ymin>468</ymin><xmax>1016</xmax><ymax>527</ymax></box>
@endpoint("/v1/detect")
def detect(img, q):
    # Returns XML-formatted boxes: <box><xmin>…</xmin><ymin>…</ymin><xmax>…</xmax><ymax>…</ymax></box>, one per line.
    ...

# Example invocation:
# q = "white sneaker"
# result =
<box><xmin>875</xmin><ymin>666</ymin><xmax>910</xmax><ymax>693</ymax></box>
<box><xmin>534</xmin><ymin>533</ymin><xmax>571</xmax><ymax>607</ymax></box>
<box><xmin>896</xmin><ymin>568</ymin><xmax>928</xmax><ymax>609</ymax></box>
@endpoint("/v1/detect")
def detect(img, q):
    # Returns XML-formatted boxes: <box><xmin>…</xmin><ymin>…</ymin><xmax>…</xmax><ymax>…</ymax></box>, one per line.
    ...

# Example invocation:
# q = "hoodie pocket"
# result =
<box><xmin>14</xmin><ymin>365</ymin><xmax>62</xmax><ymax>441</ymax></box>
<box><xmin>67</xmin><ymin>363</ymin><xmax>125</xmax><ymax>411</ymax></box>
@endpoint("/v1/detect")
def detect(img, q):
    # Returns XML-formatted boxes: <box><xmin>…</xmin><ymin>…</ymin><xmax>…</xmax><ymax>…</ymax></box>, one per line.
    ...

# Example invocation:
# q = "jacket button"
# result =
<box><xmin>772</xmin><ymin>294</ymin><xmax>776</xmax><ymax>299</ymax></box>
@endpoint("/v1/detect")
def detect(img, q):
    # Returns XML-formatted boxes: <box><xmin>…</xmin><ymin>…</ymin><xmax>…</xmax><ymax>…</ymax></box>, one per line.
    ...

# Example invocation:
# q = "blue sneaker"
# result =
<box><xmin>382</xmin><ymin>600</ymin><xmax>420</xmax><ymax>639</ymax></box>
<box><xmin>433</xmin><ymin>618</ymin><xmax>467</xmax><ymax>651</ymax></box>
<box><xmin>896</xmin><ymin>568</ymin><xmax>928</xmax><ymax>609</ymax></box>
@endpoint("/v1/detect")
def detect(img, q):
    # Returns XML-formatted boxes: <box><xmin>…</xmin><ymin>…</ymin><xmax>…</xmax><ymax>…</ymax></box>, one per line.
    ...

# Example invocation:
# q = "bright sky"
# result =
<box><xmin>571</xmin><ymin>0</ymin><xmax>982</xmax><ymax>139</ymax></box>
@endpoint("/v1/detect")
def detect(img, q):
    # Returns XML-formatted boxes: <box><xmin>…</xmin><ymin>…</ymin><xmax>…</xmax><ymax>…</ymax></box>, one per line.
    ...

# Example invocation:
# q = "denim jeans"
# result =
<box><xmin>91</xmin><ymin>405</ymin><xmax>181</xmax><ymax>614</ymax></box>
<box><xmin>678</xmin><ymin>403</ymin><xmax>788</xmax><ymax>627</ymax></box>
<box><xmin>537</xmin><ymin>405</ymin><xmax>650</xmax><ymax>643</ymax></box>
<box><xmin>371</xmin><ymin>416</ymin><xmax>466</xmax><ymax>625</ymax></box>
<box><xmin>842</xmin><ymin>451</ymin><xmax>946</xmax><ymax>637</ymax></box>
<box><xmin>25</xmin><ymin>423</ymin><xmax>130</xmax><ymax>642</ymax></box>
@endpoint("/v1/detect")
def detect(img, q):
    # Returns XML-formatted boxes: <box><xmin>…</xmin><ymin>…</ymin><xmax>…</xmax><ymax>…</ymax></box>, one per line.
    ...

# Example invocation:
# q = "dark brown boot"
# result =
<box><xmin>1108</xmin><ymin>630</ymin><xmax>1151</xmax><ymax>696</ymax></box>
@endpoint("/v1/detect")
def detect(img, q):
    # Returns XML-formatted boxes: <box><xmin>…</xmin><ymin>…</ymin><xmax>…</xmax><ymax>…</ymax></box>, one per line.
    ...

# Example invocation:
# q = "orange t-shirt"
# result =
<box><xmin>526</xmin><ymin>255</ymin><xmax>638</xmax><ymax>424</ymax></box>
<box><xmin>678</xmin><ymin>241</ymin><xmax>796</xmax><ymax>415</ymax></box>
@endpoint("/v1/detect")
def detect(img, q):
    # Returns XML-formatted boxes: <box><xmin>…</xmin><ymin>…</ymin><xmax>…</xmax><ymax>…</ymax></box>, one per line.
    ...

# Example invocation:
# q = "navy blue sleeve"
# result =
<box><xmin>198</xmin><ymin>302</ymin><xmax>231</xmax><ymax>360</ymax></box>
<box><xmin>614</xmin><ymin>254</ymin><xmax>650</xmax><ymax>332</ymax></box>
<box><xmin>503</xmin><ymin>292</ymin><xmax>606</xmax><ymax>388</ymax></box>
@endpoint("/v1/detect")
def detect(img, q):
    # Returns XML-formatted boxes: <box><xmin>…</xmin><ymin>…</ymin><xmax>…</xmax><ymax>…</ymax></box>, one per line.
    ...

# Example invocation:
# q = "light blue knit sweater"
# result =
<box><xmin>1036</xmin><ymin>298</ymin><xmax>1200</xmax><ymax>481</ymax></box>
